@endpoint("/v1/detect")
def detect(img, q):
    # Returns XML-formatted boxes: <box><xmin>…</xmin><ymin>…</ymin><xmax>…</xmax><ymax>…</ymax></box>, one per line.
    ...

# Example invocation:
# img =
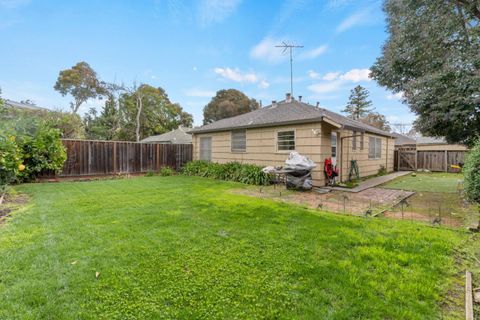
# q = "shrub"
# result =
<box><xmin>0</xmin><ymin>134</ymin><xmax>22</xmax><ymax>193</ymax></box>
<box><xmin>378</xmin><ymin>165</ymin><xmax>387</xmax><ymax>176</ymax></box>
<box><xmin>19</xmin><ymin>124</ymin><xmax>67</xmax><ymax>181</ymax></box>
<box><xmin>145</xmin><ymin>170</ymin><xmax>155</xmax><ymax>177</ymax></box>
<box><xmin>181</xmin><ymin>160</ymin><xmax>272</xmax><ymax>185</ymax></box>
<box><xmin>464</xmin><ymin>140</ymin><xmax>480</xmax><ymax>202</ymax></box>
<box><xmin>159</xmin><ymin>166</ymin><xmax>175</xmax><ymax>176</ymax></box>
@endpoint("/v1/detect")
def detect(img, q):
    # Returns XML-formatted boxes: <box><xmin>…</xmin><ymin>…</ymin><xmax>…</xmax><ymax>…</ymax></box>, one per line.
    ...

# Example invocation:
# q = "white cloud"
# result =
<box><xmin>307</xmin><ymin>68</ymin><xmax>371</xmax><ymax>95</ymax></box>
<box><xmin>339</xmin><ymin>68</ymin><xmax>371</xmax><ymax>82</ymax></box>
<box><xmin>198</xmin><ymin>0</ymin><xmax>242</xmax><ymax>26</ymax></box>
<box><xmin>214</xmin><ymin>67</ymin><xmax>258</xmax><ymax>84</ymax></box>
<box><xmin>258</xmin><ymin>80</ymin><xmax>270</xmax><ymax>89</ymax></box>
<box><xmin>192</xmin><ymin>66</ymin><xmax>198</xmax><ymax>72</ymax></box>
<box><xmin>307</xmin><ymin>70</ymin><xmax>321</xmax><ymax>79</ymax></box>
<box><xmin>308</xmin><ymin>80</ymin><xmax>344</xmax><ymax>94</ymax></box>
<box><xmin>386</xmin><ymin>92</ymin><xmax>404</xmax><ymax>100</ymax></box>
<box><xmin>185</xmin><ymin>88</ymin><xmax>216</xmax><ymax>97</ymax></box>
<box><xmin>299</xmin><ymin>45</ymin><xmax>328</xmax><ymax>60</ymax></box>
<box><xmin>336</xmin><ymin>9</ymin><xmax>370</xmax><ymax>33</ymax></box>
<box><xmin>322</xmin><ymin>72</ymin><xmax>341</xmax><ymax>81</ymax></box>
<box><xmin>250</xmin><ymin>37</ymin><xmax>288</xmax><ymax>63</ymax></box>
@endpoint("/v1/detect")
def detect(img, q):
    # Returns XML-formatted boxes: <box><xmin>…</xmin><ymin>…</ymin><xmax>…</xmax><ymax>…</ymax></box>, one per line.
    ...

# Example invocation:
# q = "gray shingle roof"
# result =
<box><xmin>190</xmin><ymin>100</ymin><xmax>394</xmax><ymax>137</ymax></box>
<box><xmin>390</xmin><ymin>132</ymin><xmax>416</xmax><ymax>145</ymax></box>
<box><xmin>141</xmin><ymin>127</ymin><xmax>192</xmax><ymax>144</ymax></box>
<box><xmin>416</xmin><ymin>136</ymin><xmax>447</xmax><ymax>145</ymax></box>
<box><xmin>4</xmin><ymin>99</ymin><xmax>48</xmax><ymax>111</ymax></box>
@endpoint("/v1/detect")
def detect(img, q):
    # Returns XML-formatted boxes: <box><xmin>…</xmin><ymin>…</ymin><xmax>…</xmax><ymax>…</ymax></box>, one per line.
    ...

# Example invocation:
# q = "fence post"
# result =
<box><xmin>415</xmin><ymin>150</ymin><xmax>418</xmax><ymax>171</ymax></box>
<box><xmin>113</xmin><ymin>141</ymin><xmax>117</xmax><ymax>174</ymax></box>
<box><xmin>444</xmin><ymin>150</ymin><xmax>448</xmax><ymax>172</ymax></box>
<box><xmin>156</xmin><ymin>144</ymin><xmax>160</xmax><ymax>170</ymax></box>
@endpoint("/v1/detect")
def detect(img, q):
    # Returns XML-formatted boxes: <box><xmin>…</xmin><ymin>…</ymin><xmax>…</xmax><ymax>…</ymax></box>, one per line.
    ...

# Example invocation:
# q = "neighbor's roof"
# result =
<box><xmin>189</xmin><ymin>99</ymin><xmax>394</xmax><ymax>137</ymax></box>
<box><xmin>416</xmin><ymin>136</ymin><xmax>447</xmax><ymax>145</ymax></box>
<box><xmin>141</xmin><ymin>126</ymin><xmax>192</xmax><ymax>144</ymax></box>
<box><xmin>4</xmin><ymin>99</ymin><xmax>48</xmax><ymax>111</ymax></box>
<box><xmin>391</xmin><ymin>132</ymin><xmax>416</xmax><ymax>145</ymax></box>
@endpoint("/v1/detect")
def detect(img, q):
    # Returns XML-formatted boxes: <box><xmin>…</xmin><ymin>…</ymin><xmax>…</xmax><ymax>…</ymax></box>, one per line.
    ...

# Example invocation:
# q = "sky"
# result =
<box><xmin>0</xmin><ymin>0</ymin><xmax>414</xmax><ymax>127</ymax></box>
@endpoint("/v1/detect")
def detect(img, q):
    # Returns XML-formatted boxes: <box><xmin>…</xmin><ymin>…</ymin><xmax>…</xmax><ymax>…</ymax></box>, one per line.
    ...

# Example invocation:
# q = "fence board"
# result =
<box><xmin>54</xmin><ymin>140</ymin><xmax>192</xmax><ymax>177</ymax></box>
<box><xmin>395</xmin><ymin>149</ymin><xmax>467</xmax><ymax>172</ymax></box>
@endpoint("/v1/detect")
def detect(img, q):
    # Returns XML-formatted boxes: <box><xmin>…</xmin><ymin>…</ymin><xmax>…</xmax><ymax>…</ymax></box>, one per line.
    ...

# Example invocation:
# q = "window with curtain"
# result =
<box><xmin>231</xmin><ymin>129</ymin><xmax>246</xmax><ymax>152</ymax></box>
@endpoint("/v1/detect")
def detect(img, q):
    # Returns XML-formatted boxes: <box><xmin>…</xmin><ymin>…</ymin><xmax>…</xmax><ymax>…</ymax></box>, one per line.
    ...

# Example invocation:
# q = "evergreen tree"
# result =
<box><xmin>342</xmin><ymin>85</ymin><xmax>374</xmax><ymax>120</ymax></box>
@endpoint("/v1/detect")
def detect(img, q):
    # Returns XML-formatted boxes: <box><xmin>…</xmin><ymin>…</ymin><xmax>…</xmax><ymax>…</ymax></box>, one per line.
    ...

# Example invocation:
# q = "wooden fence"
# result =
<box><xmin>52</xmin><ymin>139</ymin><xmax>192</xmax><ymax>177</ymax></box>
<box><xmin>394</xmin><ymin>149</ymin><xmax>467</xmax><ymax>172</ymax></box>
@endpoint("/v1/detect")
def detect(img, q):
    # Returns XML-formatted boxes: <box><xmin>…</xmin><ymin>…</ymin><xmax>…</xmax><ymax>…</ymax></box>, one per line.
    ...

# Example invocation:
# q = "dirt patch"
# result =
<box><xmin>233</xmin><ymin>186</ymin><xmax>413</xmax><ymax>216</ymax></box>
<box><xmin>0</xmin><ymin>192</ymin><xmax>29</xmax><ymax>225</ymax></box>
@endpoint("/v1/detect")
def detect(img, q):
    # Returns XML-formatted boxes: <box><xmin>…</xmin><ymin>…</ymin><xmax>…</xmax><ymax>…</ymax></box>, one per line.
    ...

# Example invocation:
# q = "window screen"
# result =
<box><xmin>277</xmin><ymin>130</ymin><xmax>295</xmax><ymax>151</ymax></box>
<box><xmin>199</xmin><ymin>137</ymin><xmax>212</xmax><ymax>161</ymax></box>
<box><xmin>368</xmin><ymin>137</ymin><xmax>382</xmax><ymax>159</ymax></box>
<box><xmin>375</xmin><ymin>137</ymin><xmax>382</xmax><ymax>158</ymax></box>
<box><xmin>352</xmin><ymin>131</ymin><xmax>357</xmax><ymax>150</ymax></box>
<box><xmin>231</xmin><ymin>130</ymin><xmax>246</xmax><ymax>152</ymax></box>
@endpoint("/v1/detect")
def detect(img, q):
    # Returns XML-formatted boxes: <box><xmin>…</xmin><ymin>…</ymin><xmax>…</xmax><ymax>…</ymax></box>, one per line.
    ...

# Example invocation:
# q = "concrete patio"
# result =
<box><xmin>328</xmin><ymin>171</ymin><xmax>412</xmax><ymax>193</ymax></box>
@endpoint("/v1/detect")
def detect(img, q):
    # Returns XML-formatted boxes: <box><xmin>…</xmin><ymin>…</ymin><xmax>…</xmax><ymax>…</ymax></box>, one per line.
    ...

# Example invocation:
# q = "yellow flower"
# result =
<box><xmin>18</xmin><ymin>164</ymin><xmax>25</xmax><ymax>172</ymax></box>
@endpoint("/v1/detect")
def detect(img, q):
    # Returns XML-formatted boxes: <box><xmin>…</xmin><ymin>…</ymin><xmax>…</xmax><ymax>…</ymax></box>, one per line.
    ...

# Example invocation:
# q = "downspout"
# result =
<box><xmin>340</xmin><ymin>133</ymin><xmax>363</xmax><ymax>181</ymax></box>
<box><xmin>386</xmin><ymin>138</ymin><xmax>389</xmax><ymax>172</ymax></box>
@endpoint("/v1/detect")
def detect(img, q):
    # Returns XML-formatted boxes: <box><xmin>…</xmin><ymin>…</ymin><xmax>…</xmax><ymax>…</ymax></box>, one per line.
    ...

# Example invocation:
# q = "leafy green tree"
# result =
<box><xmin>371</xmin><ymin>0</ymin><xmax>480</xmax><ymax>146</ymax></box>
<box><xmin>342</xmin><ymin>85</ymin><xmax>374</xmax><ymax>120</ymax></box>
<box><xmin>360</xmin><ymin>112</ymin><xmax>391</xmax><ymax>132</ymax></box>
<box><xmin>203</xmin><ymin>89</ymin><xmax>260</xmax><ymax>125</ymax></box>
<box><xmin>118</xmin><ymin>84</ymin><xmax>193</xmax><ymax>141</ymax></box>
<box><xmin>84</xmin><ymin>97</ymin><xmax>122</xmax><ymax>140</ymax></box>
<box><xmin>54</xmin><ymin>61</ymin><xmax>106</xmax><ymax>114</ymax></box>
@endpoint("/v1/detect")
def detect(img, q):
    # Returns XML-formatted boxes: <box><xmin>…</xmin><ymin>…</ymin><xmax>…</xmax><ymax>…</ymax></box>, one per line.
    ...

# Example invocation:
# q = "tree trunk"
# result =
<box><xmin>135</xmin><ymin>94</ymin><xmax>143</xmax><ymax>142</ymax></box>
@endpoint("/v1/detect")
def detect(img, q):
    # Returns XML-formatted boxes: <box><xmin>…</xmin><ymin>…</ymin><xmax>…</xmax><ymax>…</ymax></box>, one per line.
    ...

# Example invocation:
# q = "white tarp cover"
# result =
<box><xmin>284</xmin><ymin>151</ymin><xmax>316</xmax><ymax>171</ymax></box>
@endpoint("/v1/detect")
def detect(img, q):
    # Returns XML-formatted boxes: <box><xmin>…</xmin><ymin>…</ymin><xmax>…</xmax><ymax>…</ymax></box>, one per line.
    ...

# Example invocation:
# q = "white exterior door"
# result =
<box><xmin>199</xmin><ymin>137</ymin><xmax>212</xmax><ymax>161</ymax></box>
<box><xmin>331</xmin><ymin>132</ymin><xmax>337</xmax><ymax>166</ymax></box>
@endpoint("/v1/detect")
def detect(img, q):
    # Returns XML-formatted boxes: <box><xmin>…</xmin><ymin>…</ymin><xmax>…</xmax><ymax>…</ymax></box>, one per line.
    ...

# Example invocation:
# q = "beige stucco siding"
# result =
<box><xmin>192</xmin><ymin>122</ymin><xmax>394</xmax><ymax>186</ymax></box>
<box><xmin>338</xmin><ymin>130</ymin><xmax>395</xmax><ymax>179</ymax></box>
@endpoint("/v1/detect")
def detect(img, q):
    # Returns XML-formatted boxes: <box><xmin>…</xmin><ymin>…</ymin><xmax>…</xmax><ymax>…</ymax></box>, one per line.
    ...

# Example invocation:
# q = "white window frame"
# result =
<box><xmin>276</xmin><ymin>129</ymin><xmax>296</xmax><ymax>152</ymax></box>
<box><xmin>231</xmin><ymin>129</ymin><xmax>246</xmax><ymax>152</ymax></box>
<box><xmin>368</xmin><ymin>136</ymin><xmax>382</xmax><ymax>159</ymax></box>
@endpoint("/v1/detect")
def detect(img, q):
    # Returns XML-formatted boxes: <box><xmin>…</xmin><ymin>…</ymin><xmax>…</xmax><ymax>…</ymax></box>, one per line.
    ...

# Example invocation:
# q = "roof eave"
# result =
<box><xmin>189</xmin><ymin>117</ymin><xmax>324</xmax><ymax>134</ymax></box>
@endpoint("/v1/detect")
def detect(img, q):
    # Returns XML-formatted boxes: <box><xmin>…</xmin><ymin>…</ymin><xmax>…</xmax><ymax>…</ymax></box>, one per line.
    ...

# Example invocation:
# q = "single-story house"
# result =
<box><xmin>189</xmin><ymin>94</ymin><xmax>395</xmax><ymax>186</ymax></box>
<box><xmin>415</xmin><ymin>136</ymin><xmax>468</xmax><ymax>152</ymax></box>
<box><xmin>391</xmin><ymin>132</ymin><xmax>416</xmax><ymax>146</ymax></box>
<box><xmin>4</xmin><ymin>99</ymin><xmax>48</xmax><ymax>111</ymax></box>
<box><xmin>141</xmin><ymin>127</ymin><xmax>192</xmax><ymax>144</ymax></box>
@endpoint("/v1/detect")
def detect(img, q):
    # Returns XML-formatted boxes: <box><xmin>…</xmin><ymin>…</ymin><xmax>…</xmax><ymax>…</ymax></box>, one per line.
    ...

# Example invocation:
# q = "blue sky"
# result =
<box><xmin>0</xmin><ymin>0</ymin><xmax>414</xmax><ymax>127</ymax></box>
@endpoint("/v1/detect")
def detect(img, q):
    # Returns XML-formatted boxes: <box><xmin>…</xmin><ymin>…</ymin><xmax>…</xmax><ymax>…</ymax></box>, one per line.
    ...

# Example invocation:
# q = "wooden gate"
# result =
<box><xmin>396</xmin><ymin>145</ymin><xmax>417</xmax><ymax>171</ymax></box>
<box><xmin>395</xmin><ymin>146</ymin><xmax>467</xmax><ymax>172</ymax></box>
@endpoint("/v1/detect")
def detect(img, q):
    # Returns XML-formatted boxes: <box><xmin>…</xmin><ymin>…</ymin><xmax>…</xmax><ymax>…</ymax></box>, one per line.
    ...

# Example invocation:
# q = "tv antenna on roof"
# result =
<box><xmin>275</xmin><ymin>41</ymin><xmax>303</xmax><ymax>97</ymax></box>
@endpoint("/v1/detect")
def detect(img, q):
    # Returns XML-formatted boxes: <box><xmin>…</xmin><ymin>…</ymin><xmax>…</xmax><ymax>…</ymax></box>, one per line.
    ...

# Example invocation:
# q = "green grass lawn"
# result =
<box><xmin>382</xmin><ymin>172</ymin><xmax>464</xmax><ymax>193</ymax></box>
<box><xmin>0</xmin><ymin>176</ymin><xmax>469</xmax><ymax>319</ymax></box>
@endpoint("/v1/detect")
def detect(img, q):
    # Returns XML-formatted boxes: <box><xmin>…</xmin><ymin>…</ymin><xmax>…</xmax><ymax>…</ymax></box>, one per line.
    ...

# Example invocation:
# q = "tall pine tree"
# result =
<box><xmin>342</xmin><ymin>85</ymin><xmax>374</xmax><ymax>120</ymax></box>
